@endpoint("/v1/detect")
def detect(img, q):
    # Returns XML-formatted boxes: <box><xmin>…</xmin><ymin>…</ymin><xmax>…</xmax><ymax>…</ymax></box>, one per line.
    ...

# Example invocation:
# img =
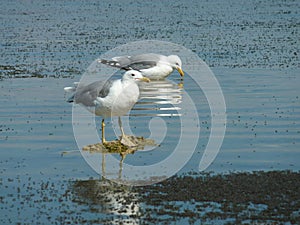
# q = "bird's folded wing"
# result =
<box><xmin>72</xmin><ymin>80</ymin><xmax>114</xmax><ymax>106</ymax></box>
<box><xmin>101</xmin><ymin>53</ymin><xmax>161</xmax><ymax>71</ymax></box>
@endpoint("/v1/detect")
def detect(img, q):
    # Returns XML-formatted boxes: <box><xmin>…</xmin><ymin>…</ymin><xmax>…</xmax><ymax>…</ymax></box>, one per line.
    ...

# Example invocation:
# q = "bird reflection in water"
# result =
<box><xmin>83</xmin><ymin>136</ymin><xmax>156</xmax><ymax>180</ymax></box>
<box><xmin>135</xmin><ymin>79</ymin><xmax>183</xmax><ymax>117</ymax></box>
<box><xmin>72</xmin><ymin>177</ymin><xmax>141</xmax><ymax>224</ymax></box>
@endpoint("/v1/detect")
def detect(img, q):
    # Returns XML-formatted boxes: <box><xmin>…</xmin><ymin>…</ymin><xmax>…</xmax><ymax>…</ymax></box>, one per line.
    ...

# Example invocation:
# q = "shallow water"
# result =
<box><xmin>1</xmin><ymin>68</ymin><xmax>299</xmax><ymax>173</ymax></box>
<box><xmin>1</xmin><ymin>0</ymin><xmax>299</xmax><ymax>223</ymax></box>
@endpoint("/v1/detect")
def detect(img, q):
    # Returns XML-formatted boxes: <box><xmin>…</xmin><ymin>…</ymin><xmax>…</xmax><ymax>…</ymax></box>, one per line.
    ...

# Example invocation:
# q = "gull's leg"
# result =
<box><xmin>118</xmin><ymin>153</ymin><xmax>125</xmax><ymax>180</ymax></box>
<box><xmin>101</xmin><ymin>118</ymin><xmax>106</xmax><ymax>144</ymax></box>
<box><xmin>102</xmin><ymin>152</ymin><xmax>106</xmax><ymax>179</ymax></box>
<box><xmin>118</xmin><ymin>116</ymin><xmax>125</xmax><ymax>139</ymax></box>
<box><xmin>118</xmin><ymin>116</ymin><xmax>136</xmax><ymax>147</ymax></box>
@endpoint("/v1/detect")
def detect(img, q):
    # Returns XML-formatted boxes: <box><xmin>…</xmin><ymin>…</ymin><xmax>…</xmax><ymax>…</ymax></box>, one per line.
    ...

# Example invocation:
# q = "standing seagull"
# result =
<box><xmin>64</xmin><ymin>70</ymin><xmax>150</xmax><ymax>146</ymax></box>
<box><xmin>99</xmin><ymin>53</ymin><xmax>184</xmax><ymax>80</ymax></box>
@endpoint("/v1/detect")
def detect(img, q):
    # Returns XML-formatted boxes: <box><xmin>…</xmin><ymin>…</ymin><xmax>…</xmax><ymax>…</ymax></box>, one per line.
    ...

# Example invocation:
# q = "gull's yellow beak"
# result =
<box><xmin>140</xmin><ymin>77</ymin><xmax>151</xmax><ymax>83</ymax></box>
<box><xmin>177</xmin><ymin>67</ymin><xmax>184</xmax><ymax>76</ymax></box>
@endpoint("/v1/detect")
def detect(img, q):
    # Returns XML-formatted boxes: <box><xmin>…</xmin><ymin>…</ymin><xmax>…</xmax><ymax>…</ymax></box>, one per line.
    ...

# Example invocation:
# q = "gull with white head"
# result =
<box><xmin>64</xmin><ymin>70</ymin><xmax>150</xmax><ymax>146</ymax></box>
<box><xmin>99</xmin><ymin>53</ymin><xmax>184</xmax><ymax>80</ymax></box>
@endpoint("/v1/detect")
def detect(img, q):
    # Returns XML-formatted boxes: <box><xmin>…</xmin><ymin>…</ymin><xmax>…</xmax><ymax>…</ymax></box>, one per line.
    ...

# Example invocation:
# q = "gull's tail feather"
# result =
<box><xmin>64</xmin><ymin>82</ymin><xmax>79</xmax><ymax>92</ymax></box>
<box><xmin>67</xmin><ymin>95</ymin><xmax>74</xmax><ymax>103</ymax></box>
<box><xmin>64</xmin><ymin>82</ymin><xmax>79</xmax><ymax>103</ymax></box>
<box><xmin>64</xmin><ymin>88</ymin><xmax>75</xmax><ymax>102</ymax></box>
<box><xmin>64</xmin><ymin>86</ymin><xmax>76</xmax><ymax>92</ymax></box>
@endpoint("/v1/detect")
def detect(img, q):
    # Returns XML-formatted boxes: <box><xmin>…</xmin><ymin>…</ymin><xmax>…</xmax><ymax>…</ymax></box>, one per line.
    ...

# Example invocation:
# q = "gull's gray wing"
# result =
<box><xmin>68</xmin><ymin>80</ymin><xmax>114</xmax><ymax>107</ymax></box>
<box><xmin>100</xmin><ymin>53</ymin><xmax>162</xmax><ymax>71</ymax></box>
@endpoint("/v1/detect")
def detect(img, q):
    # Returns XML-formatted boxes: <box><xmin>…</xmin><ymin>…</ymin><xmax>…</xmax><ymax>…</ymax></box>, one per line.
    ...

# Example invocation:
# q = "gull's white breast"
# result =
<box><xmin>94</xmin><ymin>80</ymin><xmax>139</xmax><ymax>117</ymax></box>
<box><xmin>141</xmin><ymin>62</ymin><xmax>173</xmax><ymax>79</ymax></box>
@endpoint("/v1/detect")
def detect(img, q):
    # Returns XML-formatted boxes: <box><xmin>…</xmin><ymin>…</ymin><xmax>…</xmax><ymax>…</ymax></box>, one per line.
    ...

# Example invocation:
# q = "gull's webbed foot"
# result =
<box><xmin>120</xmin><ymin>135</ymin><xmax>137</xmax><ymax>147</ymax></box>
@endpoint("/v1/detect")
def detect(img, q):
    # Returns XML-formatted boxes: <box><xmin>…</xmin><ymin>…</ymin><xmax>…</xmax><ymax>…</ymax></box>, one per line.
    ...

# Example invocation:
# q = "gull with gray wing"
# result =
<box><xmin>99</xmin><ymin>53</ymin><xmax>184</xmax><ymax>80</ymax></box>
<box><xmin>64</xmin><ymin>70</ymin><xmax>150</xmax><ymax>146</ymax></box>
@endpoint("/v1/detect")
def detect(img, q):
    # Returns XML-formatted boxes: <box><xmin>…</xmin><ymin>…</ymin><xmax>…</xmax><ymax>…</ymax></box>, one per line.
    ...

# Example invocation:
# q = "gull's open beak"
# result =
<box><xmin>140</xmin><ymin>77</ymin><xmax>151</xmax><ymax>82</ymax></box>
<box><xmin>177</xmin><ymin>67</ymin><xmax>184</xmax><ymax>76</ymax></box>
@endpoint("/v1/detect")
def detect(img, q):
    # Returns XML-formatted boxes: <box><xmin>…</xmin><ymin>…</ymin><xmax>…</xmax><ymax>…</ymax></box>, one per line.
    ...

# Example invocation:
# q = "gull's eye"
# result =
<box><xmin>131</xmin><ymin>73</ymin><xmax>135</xmax><ymax>77</ymax></box>
<box><xmin>175</xmin><ymin>62</ymin><xmax>179</xmax><ymax>66</ymax></box>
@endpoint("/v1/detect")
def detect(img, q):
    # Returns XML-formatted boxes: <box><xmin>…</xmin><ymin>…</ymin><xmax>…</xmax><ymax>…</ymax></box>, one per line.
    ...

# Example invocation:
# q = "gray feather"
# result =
<box><xmin>101</xmin><ymin>53</ymin><xmax>161</xmax><ymax>71</ymax></box>
<box><xmin>69</xmin><ymin>80</ymin><xmax>115</xmax><ymax>107</ymax></box>
<box><xmin>100</xmin><ymin>59</ymin><xmax>128</xmax><ymax>70</ymax></box>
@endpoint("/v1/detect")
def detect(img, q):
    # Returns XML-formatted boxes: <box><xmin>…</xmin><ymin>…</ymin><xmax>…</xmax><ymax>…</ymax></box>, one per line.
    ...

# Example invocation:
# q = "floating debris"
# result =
<box><xmin>82</xmin><ymin>136</ymin><xmax>156</xmax><ymax>155</ymax></box>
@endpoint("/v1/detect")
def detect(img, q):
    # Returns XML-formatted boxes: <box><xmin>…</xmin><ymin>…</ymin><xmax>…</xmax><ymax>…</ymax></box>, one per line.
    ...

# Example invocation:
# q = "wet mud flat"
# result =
<box><xmin>2</xmin><ymin>170</ymin><xmax>299</xmax><ymax>224</ymax></box>
<box><xmin>135</xmin><ymin>171</ymin><xmax>300</xmax><ymax>224</ymax></box>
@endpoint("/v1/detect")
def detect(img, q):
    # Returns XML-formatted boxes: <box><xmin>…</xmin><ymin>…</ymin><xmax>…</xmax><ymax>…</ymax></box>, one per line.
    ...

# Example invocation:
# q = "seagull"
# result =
<box><xmin>99</xmin><ymin>53</ymin><xmax>184</xmax><ymax>80</ymax></box>
<box><xmin>64</xmin><ymin>70</ymin><xmax>150</xmax><ymax>146</ymax></box>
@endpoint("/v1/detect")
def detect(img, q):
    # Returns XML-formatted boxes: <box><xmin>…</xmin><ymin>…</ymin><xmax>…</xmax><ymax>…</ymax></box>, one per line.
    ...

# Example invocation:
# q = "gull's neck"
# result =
<box><xmin>121</xmin><ymin>78</ymin><xmax>136</xmax><ymax>85</ymax></box>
